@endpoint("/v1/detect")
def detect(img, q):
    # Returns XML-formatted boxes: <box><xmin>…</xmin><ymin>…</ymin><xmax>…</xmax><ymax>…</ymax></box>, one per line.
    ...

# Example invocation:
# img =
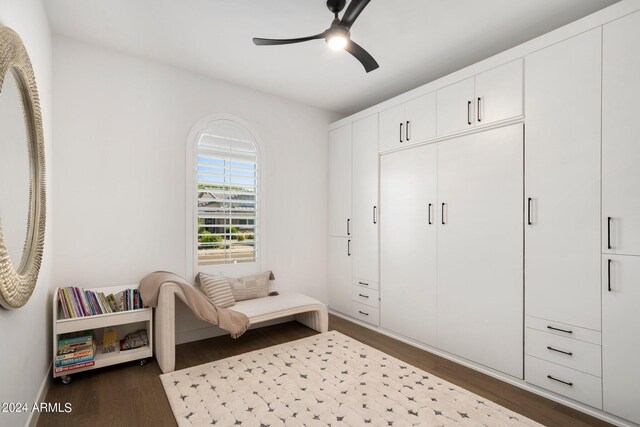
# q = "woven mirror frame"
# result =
<box><xmin>0</xmin><ymin>27</ymin><xmax>46</xmax><ymax>309</ymax></box>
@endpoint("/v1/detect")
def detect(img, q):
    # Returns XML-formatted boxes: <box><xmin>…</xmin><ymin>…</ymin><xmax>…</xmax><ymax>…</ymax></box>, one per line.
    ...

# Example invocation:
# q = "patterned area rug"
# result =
<box><xmin>160</xmin><ymin>331</ymin><xmax>540</xmax><ymax>426</ymax></box>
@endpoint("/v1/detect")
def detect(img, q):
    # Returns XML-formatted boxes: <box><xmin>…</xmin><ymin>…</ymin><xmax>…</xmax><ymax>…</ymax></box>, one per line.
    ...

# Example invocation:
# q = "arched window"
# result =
<box><xmin>187</xmin><ymin>115</ymin><xmax>262</xmax><ymax>276</ymax></box>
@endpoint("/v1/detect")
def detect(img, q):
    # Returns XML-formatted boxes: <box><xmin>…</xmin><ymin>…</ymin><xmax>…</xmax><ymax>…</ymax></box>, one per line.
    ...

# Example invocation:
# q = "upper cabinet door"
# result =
<box><xmin>378</xmin><ymin>104</ymin><xmax>405</xmax><ymax>152</ymax></box>
<box><xmin>328</xmin><ymin>124</ymin><xmax>352</xmax><ymax>237</ymax></box>
<box><xmin>405</xmin><ymin>92</ymin><xmax>437</xmax><ymax>144</ymax></box>
<box><xmin>525</xmin><ymin>29</ymin><xmax>602</xmax><ymax>331</ymax></box>
<box><xmin>603</xmin><ymin>11</ymin><xmax>640</xmax><ymax>257</ymax></box>
<box><xmin>475</xmin><ymin>59</ymin><xmax>523</xmax><ymax>125</ymax></box>
<box><xmin>436</xmin><ymin>78</ymin><xmax>475</xmax><ymax>137</ymax></box>
<box><xmin>352</xmin><ymin>114</ymin><xmax>379</xmax><ymax>283</ymax></box>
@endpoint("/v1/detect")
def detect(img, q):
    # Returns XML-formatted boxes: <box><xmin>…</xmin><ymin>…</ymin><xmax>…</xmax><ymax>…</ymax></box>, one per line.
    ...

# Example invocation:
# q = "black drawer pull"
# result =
<box><xmin>547</xmin><ymin>375</ymin><xmax>573</xmax><ymax>387</ymax></box>
<box><xmin>358</xmin><ymin>311</ymin><xmax>369</xmax><ymax>316</ymax></box>
<box><xmin>607</xmin><ymin>216</ymin><xmax>612</xmax><ymax>249</ymax></box>
<box><xmin>358</xmin><ymin>294</ymin><xmax>369</xmax><ymax>299</ymax></box>
<box><xmin>547</xmin><ymin>326</ymin><xmax>572</xmax><ymax>334</ymax></box>
<box><xmin>608</xmin><ymin>259</ymin><xmax>612</xmax><ymax>292</ymax></box>
<box><xmin>358</xmin><ymin>282</ymin><xmax>369</xmax><ymax>286</ymax></box>
<box><xmin>547</xmin><ymin>346</ymin><xmax>573</xmax><ymax>356</ymax></box>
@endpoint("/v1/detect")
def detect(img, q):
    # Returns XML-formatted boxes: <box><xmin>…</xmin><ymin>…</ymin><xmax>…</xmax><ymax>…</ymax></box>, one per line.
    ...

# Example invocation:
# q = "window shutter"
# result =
<box><xmin>196</xmin><ymin>132</ymin><xmax>257</xmax><ymax>265</ymax></box>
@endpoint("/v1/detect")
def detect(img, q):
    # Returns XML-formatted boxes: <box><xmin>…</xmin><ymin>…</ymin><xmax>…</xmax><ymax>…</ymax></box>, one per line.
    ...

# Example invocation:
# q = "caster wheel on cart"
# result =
<box><xmin>60</xmin><ymin>375</ymin><xmax>72</xmax><ymax>385</ymax></box>
<box><xmin>139</xmin><ymin>359</ymin><xmax>147</xmax><ymax>366</ymax></box>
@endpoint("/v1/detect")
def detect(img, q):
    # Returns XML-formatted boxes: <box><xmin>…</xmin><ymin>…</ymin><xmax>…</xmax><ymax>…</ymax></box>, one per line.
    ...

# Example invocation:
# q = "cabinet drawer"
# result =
<box><xmin>351</xmin><ymin>302</ymin><xmax>379</xmax><ymax>326</ymax></box>
<box><xmin>351</xmin><ymin>286</ymin><xmax>379</xmax><ymax>308</ymax></box>
<box><xmin>526</xmin><ymin>316</ymin><xmax>601</xmax><ymax>345</ymax></box>
<box><xmin>526</xmin><ymin>356</ymin><xmax>602</xmax><ymax>409</ymax></box>
<box><xmin>526</xmin><ymin>328</ymin><xmax>601</xmax><ymax>377</ymax></box>
<box><xmin>352</xmin><ymin>278</ymin><xmax>379</xmax><ymax>290</ymax></box>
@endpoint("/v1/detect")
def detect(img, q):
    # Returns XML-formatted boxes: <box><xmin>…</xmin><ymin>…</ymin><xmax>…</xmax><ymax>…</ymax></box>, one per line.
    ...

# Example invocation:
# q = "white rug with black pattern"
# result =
<box><xmin>160</xmin><ymin>331</ymin><xmax>540</xmax><ymax>426</ymax></box>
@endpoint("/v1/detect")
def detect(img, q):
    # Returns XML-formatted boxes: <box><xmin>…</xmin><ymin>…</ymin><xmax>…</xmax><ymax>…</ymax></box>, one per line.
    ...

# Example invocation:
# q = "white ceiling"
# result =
<box><xmin>43</xmin><ymin>0</ymin><xmax>619</xmax><ymax>116</ymax></box>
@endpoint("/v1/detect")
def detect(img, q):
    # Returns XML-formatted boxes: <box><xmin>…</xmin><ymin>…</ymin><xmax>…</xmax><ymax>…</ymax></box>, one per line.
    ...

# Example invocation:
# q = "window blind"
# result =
<box><xmin>196</xmin><ymin>132</ymin><xmax>257</xmax><ymax>266</ymax></box>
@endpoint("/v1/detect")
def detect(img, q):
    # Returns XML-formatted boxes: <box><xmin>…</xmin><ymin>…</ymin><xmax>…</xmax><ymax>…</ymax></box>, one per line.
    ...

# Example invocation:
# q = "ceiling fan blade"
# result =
<box><xmin>344</xmin><ymin>40</ymin><xmax>379</xmax><ymax>73</ymax></box>
<box><xmin>340</xmin><ymin>0</ymin><xmax>371</xmax><ymax>29</ymax></box>
<box><xmin>253</xmin><ymin>33</ymin><xmax>325</xmax><ymax>46</ymax></box>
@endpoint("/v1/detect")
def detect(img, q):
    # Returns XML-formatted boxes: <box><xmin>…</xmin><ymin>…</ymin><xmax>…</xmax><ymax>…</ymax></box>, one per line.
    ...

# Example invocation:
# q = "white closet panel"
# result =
<box><xmin>328</xmin><ymin>125</ymin><xmax>352</xmax><ymax>237</ymax></box>
<box><xmin>380</xmin><ymin>143</ymin><xmax>438</xmax><ymax>347</ymax></box>
<box><xmin>378</xmin><ymin>105</ymin><xmax>405</xmax><ymax>152</ymax></box>
<box><xmin>405</xmin><ymin>93</ymin><xmax>437</xmax><ymax>144</ymax></box>
<box><xmin>436</xmin><ymin>78</ymin><xmax>475</xmax><ymax>137</ymax></box>
<box><xmin>602</xmin><ymin>255</ymin><xmax>640</xmax><ymax>424</ymax></box>
<box><xmin>524</xmin><ymin>28</ymin><xmax>602</xmax><ymax>331</ymax></box>
<box><xmin>603</xmin><ymin>11</ymin><xmax>640</xmax><ymax>257</ymax></box>
<box><xmin>328</xmin><ymin>237</ymin><xmax>351</xmax><ymax>315</ymax></box>
<box><xmin>474</xmin><ymin>59</ymin><xmax>523</xmax><ymax>125</ymax></box>
<box><xmin>351</xmin><ymin>114</ymin><xmax>379</xmax><ymax>283</ymax></box>
<box><xmin>437</xmin><ymin>124</ymin><xmax>523</xmax><ymax>378</ymax></box>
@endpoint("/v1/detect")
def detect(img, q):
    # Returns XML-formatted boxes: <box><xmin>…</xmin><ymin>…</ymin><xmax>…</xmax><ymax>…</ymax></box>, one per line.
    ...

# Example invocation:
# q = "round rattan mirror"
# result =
<box><xmin>0</xmin><ymin>27</ymin><xmax>46</xmax><ymax>309</ymax></box>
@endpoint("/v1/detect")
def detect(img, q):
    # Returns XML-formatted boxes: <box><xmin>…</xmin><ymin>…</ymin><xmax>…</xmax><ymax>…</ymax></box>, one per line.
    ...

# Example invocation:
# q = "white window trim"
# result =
<box><xmin>185</xmin><ymin>113</ymin><xmax>266</xmax><ymax>280</ymax></box>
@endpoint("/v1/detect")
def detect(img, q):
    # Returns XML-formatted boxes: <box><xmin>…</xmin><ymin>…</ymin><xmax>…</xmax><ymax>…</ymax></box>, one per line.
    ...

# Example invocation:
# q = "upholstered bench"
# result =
<box><xmin>154</xmin><ymin>283</ymin><xmax>329</xmax><ymax>373</ymax></box>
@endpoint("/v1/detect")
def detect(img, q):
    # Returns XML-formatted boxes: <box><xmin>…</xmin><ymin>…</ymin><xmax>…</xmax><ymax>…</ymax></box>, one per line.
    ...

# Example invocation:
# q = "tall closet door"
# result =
<box><xmin>525</xmin><ymin>29</ymin><xmax>602</xmax><ymax>330</ymax></box>
<box><xmin>380</xmin><ymin>143</ymin><xmax>438</xmax><ymax>346</ymax></box>
<box><xmin>437</xmin><ymin>124</ymin><xmax>523</xmax><ymax>378</ymax></box>
<box><xmin>603</xmin><ymin>11</ymin><xmax>640</xmax><ymax>256</ymax></box>
<box><xmin>352</xmin><ymin>114</ymin><xmax>379</xmax><ymax>284</ymax></box>
<box><xmin>328</xmin><ymin>125</ymin><xmax>352</xmax><ymax>237</ymax></box>
<box><xmin>602</xmin><ymin>255</ymin><xmax>640</xmax><ymax>424</ymax></box>
<box><xmin>328</xmin><ymin>237</ymin><xmax>351</xmax><ymax>315</ymax></box>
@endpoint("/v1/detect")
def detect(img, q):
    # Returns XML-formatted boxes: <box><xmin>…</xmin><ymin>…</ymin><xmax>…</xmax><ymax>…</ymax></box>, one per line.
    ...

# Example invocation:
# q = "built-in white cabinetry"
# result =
<box><xmin>524</xmin><ymin>29</ymin><xmax>602</xmax><ymax>332</ymax></box>
<box><xmin>328</xmin><ymin>236</ymin><xmax>351</xmax><ymax>315</ymax></box>
<box><xmin>379</xmin><ymin>93</ymin><xmax>436</xmax><ymax>152</ymax></box>
<box><xmin>437</xmin><ymin>60</ymin><xmax>522</xmax><ymax>137</ymax></box>
<box><xmin>328</xmin><ymin>125</ymin><xmax>352</xmax><ymax>238</ymax></box>
<box><xmin>603</xmin><ymin>11</ymin><xmax>640</xmax><ymax>257</ymax></box>
<box><xmin>351</xmin><ymin>115</ymin><xmax>379</xmax><ymax>286</ymax></box>
<box><xmin>329</xmin><ymin>115</ymin><xmax>380</xmax><ymax>326</ymax></box>
<box><xmin>436</xmin><ymin>124</ymin><xmax>523</xmax><ymax>378</ymax></box>
<box><xmin>380</xmin><ymin>143</ymin><xmax>438</xmax><ymax>347</ymax></box>
<box><xmin>602</xmin><ymin>255</ymin><xmax>640</xmax><ymax>424</ymax></box>
<box><xmin>601</xmin><ymin>11</ymin><xmax>640</xmax><ymax>425</ymax></box>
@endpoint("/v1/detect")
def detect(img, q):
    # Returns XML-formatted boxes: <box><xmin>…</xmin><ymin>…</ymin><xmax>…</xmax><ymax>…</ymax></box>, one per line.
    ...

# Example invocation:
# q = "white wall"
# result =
<box><xmin>52</xmin><ymin>36</ymin><xmax>338</xmax><ymax>339</ymax></box>
<box><xmin>0</xmin><ymin>1</ymin><xmax>53</xmax><ymax>427</ymax></box>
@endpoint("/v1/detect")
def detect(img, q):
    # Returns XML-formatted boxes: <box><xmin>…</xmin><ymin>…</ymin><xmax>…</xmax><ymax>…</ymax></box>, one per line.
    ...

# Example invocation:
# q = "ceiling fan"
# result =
<box><xmin>253</xmin><ymin>0</ymin><xmax>379</xmax><ymax>73</ymax></box>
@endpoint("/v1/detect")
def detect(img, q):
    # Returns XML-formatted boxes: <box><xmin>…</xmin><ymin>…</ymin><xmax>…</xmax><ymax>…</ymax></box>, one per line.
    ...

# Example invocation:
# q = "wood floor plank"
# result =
<box><xmin>38</xmin><ymin>315</ymin><xmax>611</xmax><ymax>426</ymax></box>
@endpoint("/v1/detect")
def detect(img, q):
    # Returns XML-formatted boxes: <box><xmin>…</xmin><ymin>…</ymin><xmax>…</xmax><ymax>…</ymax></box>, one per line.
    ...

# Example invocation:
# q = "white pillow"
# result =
<box><xmin>196</xmin><ymin>273</ymin><xmax>236</xmax><ymax>308</ymax></box>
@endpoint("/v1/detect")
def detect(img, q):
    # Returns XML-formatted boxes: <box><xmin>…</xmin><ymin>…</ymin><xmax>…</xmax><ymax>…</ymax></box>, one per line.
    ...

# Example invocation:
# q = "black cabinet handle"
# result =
<box><xmin>358</xmin><ymin>294</ymin><xmax>369</xmax><ymax>299</ymax></box>
<box><xmin>608</xmin><ymin>259</ymin><xmax>612</xmax><ymax>292</ymax></box>
<box><xmin>607</xmin><ymin>217</ymin><xmax>612</xmax><ymax>249</ymax></box>
<box><xmin>467</xmin><ymin>101</ymin><xmax>472</xmax><ymax>125</ymax></box>
<box><xmin>547</xmin><ymin>346</ymin><xmax>573</xmax><ymax>356</ymax></box>
<box><xmin>547</xmin><ymin>326</ymin><xmax>573</xmax><ymax>334</ymax></box>
<box><xmin>347</xmin><ymin>239</ymin><xmax>351</xmax><ymax>256</ymax></box>
<box><xmin>547</xmin><ymin>375</ymin><xmax>573</xmax><ymax>387</ymax></box>
<box><xmin>477</xmin><ymin>97</ymin><xmax>482</xmax><ymax>122</ymax></box>
<box><xmin>373</xmin><ymin>206</ymin><xmax>377</xmax><ymax>224</ymax></box>
<box><xmin>441</xmin><ymin>203</ymin><xmax>446</xmax><ymax>225</ymax></box>
<box><xmin>358</xmin><ymin>311</ymin><xmax>369</xmax><ymax>316</ymax></box>
<box><xmin>406</xmin><ymin>121</ymin><xmax>410</xmax><ymax>141</ymax></box>
<box><xmin>358</xmin><ymin>281</ymin><xmax>369</xmax><ymax>286</ymax></box>
<box><xmin>399</xmin><ymin>122</ymin><xmax>403</xmax><ymax>143</ymax></box>
<box><xmin>527</xmin><ymin>198</ymin><xmax>532</xmax><ymax>225</ymax></box>
<box><xmin>347</xmin><ymin>219</ymin><xmax>350</xmax><ymax>236</ymax></box>
<box><xmin>428</xmin><ymin>203</ymin><xmax>432</xmax><ymax>225</ymax></box>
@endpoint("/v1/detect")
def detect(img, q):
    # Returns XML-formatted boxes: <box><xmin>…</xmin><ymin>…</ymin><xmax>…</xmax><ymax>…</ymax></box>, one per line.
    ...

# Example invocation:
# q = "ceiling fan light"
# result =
<box><xmin>327</xmin><ymin>35</ymin><xmax>348</xmax><ymax>50</ymax></box>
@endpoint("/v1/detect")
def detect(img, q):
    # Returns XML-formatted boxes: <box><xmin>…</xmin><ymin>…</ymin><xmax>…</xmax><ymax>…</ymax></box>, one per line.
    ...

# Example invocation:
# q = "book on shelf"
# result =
<box><xmin>54</xmin><ymin>360</ymin><xmax>95</xmax><ymax>374</ymax></box>
<box><xmin>57</xmin><ymin>286</ymin><xmax>145</xmax><ymax>319</ymax></box>
<box><xmin>56</xmin><ymin>344</ymin><xmax>94</xmax><ymax>360</ymax></box>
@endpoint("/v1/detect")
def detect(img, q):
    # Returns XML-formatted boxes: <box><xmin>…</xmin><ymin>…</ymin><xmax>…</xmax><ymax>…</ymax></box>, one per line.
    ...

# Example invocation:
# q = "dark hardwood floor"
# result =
<box><xmin>38</xmin><ymin>315</ymin><xmax>611</xmax><ymax>426</ymax></box>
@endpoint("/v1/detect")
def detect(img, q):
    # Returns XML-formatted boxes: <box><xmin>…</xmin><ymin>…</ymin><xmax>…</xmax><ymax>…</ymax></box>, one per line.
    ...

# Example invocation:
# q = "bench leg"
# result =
<box><xmin>295</xmin><ymin>309</ymin><xmax>328</xmax><ymax>333</ymax></box>
<box><xmin>155</xmin><ymin>284</ymin><xmax>178</xmax><ymax>374</ymax></box>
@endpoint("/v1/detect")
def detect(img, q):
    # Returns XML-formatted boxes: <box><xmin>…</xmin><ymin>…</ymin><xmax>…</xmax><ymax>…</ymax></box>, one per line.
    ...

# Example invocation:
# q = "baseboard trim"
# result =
<box><xmin>175</xmin><ymin>316</ymin><xmax>295</xmax><ymax>345</ymax></box>
<box><xmin>329</xmin><ymin>310</ymin><xmax>634</xmax><ymax>427</ymax></box>
<box><xmin>25</xmin><ymin>366</ymin><xmax>51</xmax><ymax>427</ymax></box>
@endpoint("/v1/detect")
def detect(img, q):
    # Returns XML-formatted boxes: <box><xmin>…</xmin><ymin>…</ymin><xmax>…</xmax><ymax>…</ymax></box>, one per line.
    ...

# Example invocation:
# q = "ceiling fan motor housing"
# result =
<box><xmin>327</xmin><ymin>0</ymin><xmax>347</xmax><ymax>14</ymax></box>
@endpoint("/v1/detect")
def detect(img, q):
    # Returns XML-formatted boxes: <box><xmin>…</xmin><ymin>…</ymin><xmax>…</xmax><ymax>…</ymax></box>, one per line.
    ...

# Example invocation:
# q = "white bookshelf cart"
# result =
<box><xmin>52</xmin><ymin>284</ymin><xmax>153</xmax><ymax>384</ymax></box>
